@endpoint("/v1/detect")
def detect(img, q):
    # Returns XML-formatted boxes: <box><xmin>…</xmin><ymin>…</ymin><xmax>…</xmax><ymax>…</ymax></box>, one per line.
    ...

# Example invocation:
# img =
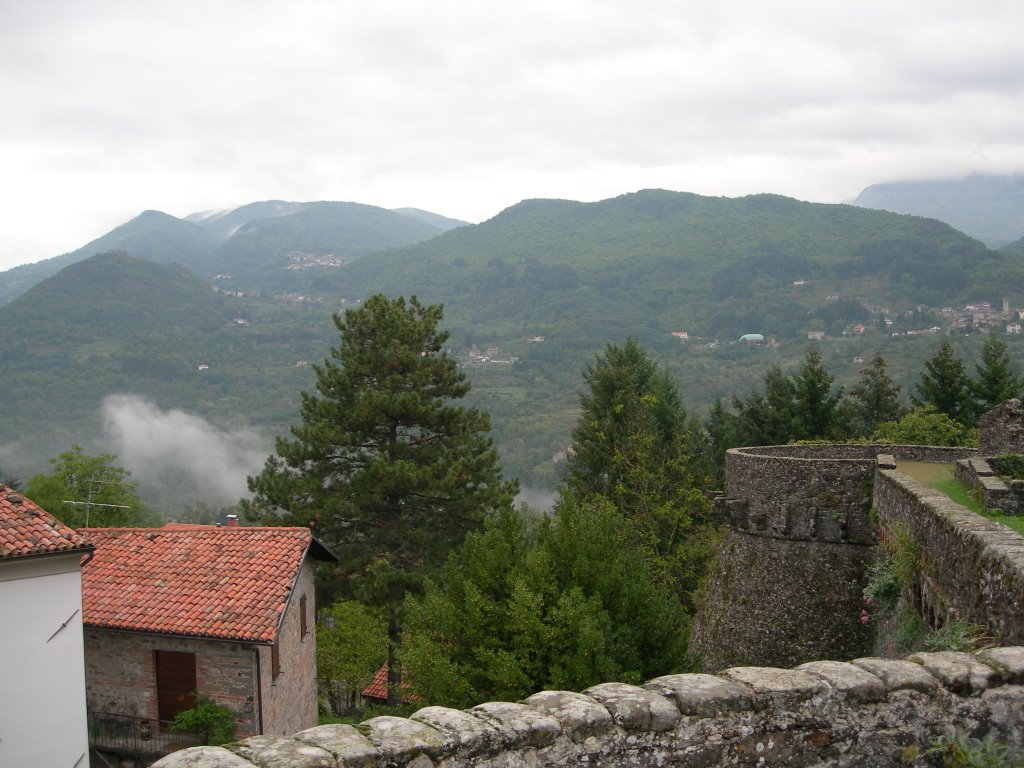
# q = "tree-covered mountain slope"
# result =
<box><xmin>854</xmin><ymin>173</ymin><xmax>1024</xmax><ymax>248</ymax></box>
<box><xmin>207</xmin><ymin>201</ymin><xmax>449</xmax><ymax>289</ymax></box>
<box><xmin>326</xmin><ymin>189</ymin><xmax>1019</xmax><ymax>343</ymax></box>
<box><xmin>0</xmin><ymin>210</ymin><xmax>220</xmax><ymax>304</ymax></box>
<box><xmin>0</xmin><ymin>201</ymin><xmax>459</xmax><ymax>305</ymax></box>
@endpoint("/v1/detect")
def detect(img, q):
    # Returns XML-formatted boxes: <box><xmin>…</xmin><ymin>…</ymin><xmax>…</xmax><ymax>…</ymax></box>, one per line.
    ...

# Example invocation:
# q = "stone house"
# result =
<box><xmin>80</xmin><ymin>523</ymin><xmax>336</xmax><ymax>747</ymax></box>
<box><xmin>0</xmin><ymin>485</ymin><xmax>95</xmax><ymax>768</ymax></box>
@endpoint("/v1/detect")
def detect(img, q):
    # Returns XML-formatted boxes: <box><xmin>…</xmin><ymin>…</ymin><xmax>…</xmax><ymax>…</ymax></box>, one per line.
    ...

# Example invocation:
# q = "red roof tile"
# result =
<box><xmin>80</xmin><ymin>526</ymin><xmax>316</xmax><ymax>643</ymax></box>
<box><xmin>0</xmin><ymin>485</ymin><xmax>93</xmax><ymax>559</ymax></box>
<box><xmin>361</xmin><ymin>664</ymin><xmax>416</xmax><ymax>704</ymax></box>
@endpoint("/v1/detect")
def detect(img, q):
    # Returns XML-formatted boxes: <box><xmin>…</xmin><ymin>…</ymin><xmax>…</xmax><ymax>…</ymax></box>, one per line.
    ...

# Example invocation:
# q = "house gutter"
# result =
<box><xmin>255</xmin><ymin>646</ymin><xmax>264</xmax><ymax>734</ymax></box>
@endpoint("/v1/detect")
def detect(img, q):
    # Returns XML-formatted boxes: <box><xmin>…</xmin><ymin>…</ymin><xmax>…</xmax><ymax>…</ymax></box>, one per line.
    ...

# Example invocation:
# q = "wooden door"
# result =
<box><xmin>155</xmin><ymin>650</ymin><xmax>197</xmax><ymax>721</ymax></box>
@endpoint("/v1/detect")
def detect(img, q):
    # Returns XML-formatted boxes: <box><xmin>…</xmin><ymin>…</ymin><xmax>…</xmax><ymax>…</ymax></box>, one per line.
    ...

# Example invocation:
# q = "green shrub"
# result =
<box><xmin>171</xmin><ymin>693</ymin><xmax>236</xmax><ymax>746</ymax></box>
<box><xmin>926</xmin><ymin>734</ymin><xmax>1022</xmax><ymax>767</ymax></box>
<box><xmin>991</xmin><ymin>453</ymin><xmax>1024</xmax><ymax>480</ymax></box>
<box><xmin>864</xmin><ymin>523</ymin><xmax>920</xmax><ymax>614</ymax></box>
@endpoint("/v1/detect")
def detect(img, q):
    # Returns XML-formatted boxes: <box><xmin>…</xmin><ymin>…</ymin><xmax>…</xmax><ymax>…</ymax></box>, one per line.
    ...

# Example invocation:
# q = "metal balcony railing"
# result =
<box><xmin>88</xmin><ymin>711</ymin><xmax>201</xmax><ymax>757</ymax></box>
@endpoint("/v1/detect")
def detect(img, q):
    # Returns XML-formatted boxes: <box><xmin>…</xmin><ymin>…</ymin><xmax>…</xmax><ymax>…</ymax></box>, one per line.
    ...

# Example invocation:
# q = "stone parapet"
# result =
<box><xmin>874</xmin><ymin>467</ymin><xmax>1024</xmax><ymax>645</ymax></box>
<box><xmin>152</xmin><ymin>648</ymin><xmax>1024</xmax><ymax>768</ymax></box>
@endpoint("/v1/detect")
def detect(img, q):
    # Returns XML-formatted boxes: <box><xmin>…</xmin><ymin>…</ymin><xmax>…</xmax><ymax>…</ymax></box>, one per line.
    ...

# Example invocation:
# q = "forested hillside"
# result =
<box><xmin>3</xmin><ymin>189</ymin><xmax>1024</xmax><ymax>511</ymax></box>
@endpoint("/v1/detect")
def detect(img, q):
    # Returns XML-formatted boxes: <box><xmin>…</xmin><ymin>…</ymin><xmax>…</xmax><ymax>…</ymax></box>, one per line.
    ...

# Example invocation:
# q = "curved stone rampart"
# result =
<box><xmin>153</xmin><ymin>647</ymin><xmax>1024</xmax><ymax>768</ymax></box>
<box><xmin>693</xmin><ymin>444</ymin><xmax>979</xmax><ymax>671</ymax></box>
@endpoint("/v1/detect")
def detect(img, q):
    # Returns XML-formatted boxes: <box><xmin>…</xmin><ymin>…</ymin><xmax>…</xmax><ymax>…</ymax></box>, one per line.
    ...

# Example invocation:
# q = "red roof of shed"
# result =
<box><xmin>0</xmin><ymin>486</ymin><xmax>93</xmax><ymax>559</ymax></box>
<box><xmin>80</xmin><ymin>526</ymin><xmax>322</xmax><ymax>643</ymax></box>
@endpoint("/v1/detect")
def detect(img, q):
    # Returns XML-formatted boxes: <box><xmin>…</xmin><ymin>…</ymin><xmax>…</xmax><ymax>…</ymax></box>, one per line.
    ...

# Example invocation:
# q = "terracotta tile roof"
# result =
<box><xmin>0</xmin><ymin>485</ymin><xmax>93</xmax><ymax>559</ymax></box>
<box><xmin>80</xmin><ymin>526</ymin><xmax>319</xmax><ymax>643</ymax></box>
<box><xmin>361</xmin><ymin>664</ymin><xmax>416</xmax><ymax>704</ymax></box>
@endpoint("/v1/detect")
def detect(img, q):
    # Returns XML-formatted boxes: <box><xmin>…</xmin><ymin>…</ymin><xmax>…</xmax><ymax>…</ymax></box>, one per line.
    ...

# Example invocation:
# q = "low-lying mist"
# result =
<box><xmin>100</xmin><ymin>394</ymin><xmax>272</xmax><ymax>516</ymax></box>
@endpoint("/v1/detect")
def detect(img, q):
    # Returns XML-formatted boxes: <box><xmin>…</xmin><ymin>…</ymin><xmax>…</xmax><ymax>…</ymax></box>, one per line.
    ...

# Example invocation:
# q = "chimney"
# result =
<box><xmin>225</xmin><ymin>514</ymin><xmax>240</xmax><ymax>527</ymax></box>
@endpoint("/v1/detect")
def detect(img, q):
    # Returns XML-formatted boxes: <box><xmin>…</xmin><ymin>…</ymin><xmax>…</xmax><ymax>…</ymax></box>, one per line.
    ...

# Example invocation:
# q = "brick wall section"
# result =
<box><xmin>873</xmin><ymin>466</ymin><xmax>1024</xmax><ymax>645</ymax></box>
<box><xmin>84</xmin><ymin>628</ymin><xmax>259</xmax><ymax>736</ymax></box>
<box><xmin>258</xmin><ymin>557</ymin><xmax>318</xmax><ymax>736</ymax></box>
<box><xmin>153</xmin><ymin>647</ymin><xmax>1024</xmax><ymax>768</ymax></box>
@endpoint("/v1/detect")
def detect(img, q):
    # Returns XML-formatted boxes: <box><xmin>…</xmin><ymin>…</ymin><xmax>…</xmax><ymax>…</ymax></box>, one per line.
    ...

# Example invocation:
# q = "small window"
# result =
<box><xmin>271</xmin><ymin>640</ymin><xmax>281</xmax><ymax>680</ymax></box>
<box><xmin>300</xmin><ymin>594</ymin><xmax>308</xmax><ymax>639</ymax></box>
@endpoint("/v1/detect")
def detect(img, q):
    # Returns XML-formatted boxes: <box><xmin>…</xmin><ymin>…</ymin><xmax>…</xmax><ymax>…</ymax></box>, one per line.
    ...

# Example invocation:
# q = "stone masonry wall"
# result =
<box><xmin>154</xmin><ymin>647</ymin><xmax>1024</xmax><ymax>768</ymax></box>
<box><xmin>692</xmin><ymin>445</ymin><xmax>979</xmax><ymax>672</ymax></box>
<box><xmin>259</xmin><ymin>558</ymin><xmax>319</xmax><ymax>736</ymax></box>
<box><xmin>84</xmin><ymin>628</ymin><xmax>260</xmax><ymax>737</ymax></box>
<box><xmin>979</xmin><ymin>398</ymin><xmax>1024</xmax><ymax>455</ymax></box>
<box><xmin>873</xmin><ymin>465</ymin><xmax>1024</xmax><ymax>646</ymax></box>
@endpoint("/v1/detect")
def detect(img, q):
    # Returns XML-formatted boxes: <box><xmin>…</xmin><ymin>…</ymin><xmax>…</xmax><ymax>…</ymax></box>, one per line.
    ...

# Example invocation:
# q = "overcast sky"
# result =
<box><xmin>2</xmin><ymin>0</ymin><xmax>1024</xmax><ymax>271</ymax></box>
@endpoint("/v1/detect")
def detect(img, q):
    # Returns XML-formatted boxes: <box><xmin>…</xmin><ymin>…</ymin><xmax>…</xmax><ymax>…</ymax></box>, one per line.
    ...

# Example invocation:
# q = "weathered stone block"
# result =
<box><xmin>851</xmin><ymin>658</ymin><xmax>939</xmax><ymax>695</ymax></box>
<box><xmin>642</xmin><ymin>673</ymin><xmax>754</xmax><ymax>716</ymax></box>
<box><xmin>720</xmin><ymin>666</ymin><xmax>827</xmax><ymax>709</ymax></box>
<box><xmin>229</xmin><ymin>735</ymin><xmax>335</xmax><ymax>768</ymax></box>
<box><xmin>522</xmin><ymin>690</ymin><xmax>613</xmax><ymax>742</ymax></box>
<box><xmin>468</xmin><ymin>701</ymin><xmax>561</xmax><ymax>749</ymax></box>
<box><xmin>796</xmin><ymin>660</ymin><xmax>887</xmax><ymax>703</ymax></box>
<box><xmin>582</xmin><ymin>682</ymin><xmax>679</xmax><ymax>731</ymax></box>
<box><xmin>359</xmin><ymin>716</ymin><xmax>444</xmax><ymax>762</ymax></box>
<box><xmin>294</xmin><ymin>723</ymin><xmax>379</xmax><ymax>766</ymax></box>
<box><xmin>410</xmin><ymin>706</ymin><xmax>505</xmax><ymax>755</ymax></box>
<box><xmin>151</xmin><ymin>747</ymin><xmax>256</xmax><ymax>768</ymax></box>
<box><xmin>909</xmin><ymin>651</ymin><xmax>1003</xmax><ymax>695</ymax></box>
<box><xmin>978</xmin><ymin>647</ymin><xmax>1024</xmax><ymax>684</ymax></box>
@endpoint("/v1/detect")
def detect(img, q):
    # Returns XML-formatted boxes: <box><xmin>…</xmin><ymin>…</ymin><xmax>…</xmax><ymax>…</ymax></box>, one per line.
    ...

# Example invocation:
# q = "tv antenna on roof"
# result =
<box><xmin>62</xmin><ymin>478</ymin><xmax>132</xmax><ymax>527</ymax></box>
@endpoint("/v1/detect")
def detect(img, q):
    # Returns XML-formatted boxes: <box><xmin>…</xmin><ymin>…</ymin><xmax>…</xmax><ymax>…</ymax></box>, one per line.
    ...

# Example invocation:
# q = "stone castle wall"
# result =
<box><xmin>873</xmin><ymin>463</ymin><xmax>1024</xmax><ymax>646</ymax></box>
<box><xmin>691</xmin><ymin>445</ymin><xmax>976</xmax><ymax>671</ymax></box>
<box><xmin>154</xmin><ymin>647</ymin><xmax>1024</xmax><ymax>768</ymax></box>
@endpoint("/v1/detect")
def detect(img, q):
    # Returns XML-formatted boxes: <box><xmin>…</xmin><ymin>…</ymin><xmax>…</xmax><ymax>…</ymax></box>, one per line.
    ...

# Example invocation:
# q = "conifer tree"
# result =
<box><xmin>733</xmin><ymin>363</ymin><xmax>797</xmax><ymax>446</ymax></box>
<box><xmin>970</xmin><ymin>332</ymin><xmax>1021</xmax><ymax>414</ymax></box>
<box><xmin>563</xmin><ymin>339</ymin><xmax>714</xmax><ymax>605</ymax></box>
<box><xmin>243</xmin><ymin>295</ymin><xmax>516</xmax><ymax>704</ymax></box>
<box><xmin>849</xmin><ymin>351</ymin><xmax>904</xmax><ymax>437</ymax></box>
<box><xmin>912</xmin><ymin>340</ymin><xmax>974</xmax><ymax>425</ymax></box>
<box><xmin>792</xmin><ymin>345</ymin><xmax>841</xmax><ymax>439</ymax></box>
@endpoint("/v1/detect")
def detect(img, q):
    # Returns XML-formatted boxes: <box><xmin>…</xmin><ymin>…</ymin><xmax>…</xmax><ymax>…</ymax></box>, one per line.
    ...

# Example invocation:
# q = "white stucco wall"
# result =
<box><xmin>0</xmin><ymin>553</ymin><xmax>90</xmax><ymax>768</ymax></box>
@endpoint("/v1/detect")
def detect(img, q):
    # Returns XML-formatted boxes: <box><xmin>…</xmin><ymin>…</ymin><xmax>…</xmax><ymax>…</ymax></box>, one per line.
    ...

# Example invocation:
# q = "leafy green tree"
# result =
<box><xmin>873</xmin><ymin>406</ymin><xmax>976</xmax><ymax>447</ymax></box>
<box><xmin>317</xmin><ymin>601</ymin><xmax>387</xmax><ymax>714</ymax></box>
<box><xmin>24</xmin><ymin>445</ymin><xmax>147</xmax><ymax>527</ymax></box>
<box><xmin>792</xmin><ymin>344</ymin><xmax>841</xmax><ymax>439</ymax></box>
<box><xmin>242</xmin><ymin>295</ymin><xmax>517</xmax><ymax>705</ymax></box>
<box><xmin>970</xmin><ymin>333</ymin><xmax>1021</xmax><ymax>414</ymax></box>
<box><xmin>401</xmin><ymin>499</ymin><xmax>688</xmax><ymax>708</ymax></box>
<box><xmin>912</xmin><ymin>340</ymin><xmax>974</xmax><ymax>425</ymax></box>
<box><xmin>848</xmin><ymin>351</ymin><xmax>904</xmax><ymax>437</ymax></box>
<box><xmin>562</xmin><ymin>339</ymin><xmax>715</xmax><ymax>604</ymax></box>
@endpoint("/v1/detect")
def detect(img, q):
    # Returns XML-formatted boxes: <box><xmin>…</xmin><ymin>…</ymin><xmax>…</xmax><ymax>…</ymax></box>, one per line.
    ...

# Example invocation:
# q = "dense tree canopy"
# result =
<box><xmin>401</xmin><ymin>500</ymin><xmax>689</xmax><ymax>708</ymax></box>
<box><xmin>563</xmin><ymin>339</ymin><xmax>716</xmax><ymax>604</ymax></box>
<box><xmin>243</xmin><ymin>295</ymin><xmax>516</xmax><ymax>703</ymax></box>
<box><xmin>24</xmin><ymin>445</ymin><xmax>148</xmax><ymax>528</ymax></box>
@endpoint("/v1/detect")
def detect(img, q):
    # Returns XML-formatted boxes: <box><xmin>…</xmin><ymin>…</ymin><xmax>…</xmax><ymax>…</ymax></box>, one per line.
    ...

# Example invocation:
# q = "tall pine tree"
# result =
<box><xmin>912</xmin><ymin>340</ymin><xmax>974</xmax><ymax>425</ymax></box>
<box><xmin>243</xmin><ymin>295</ymin><xmax>516</xmax><ymax>703</ymax></box>
<box><xmin>792</xmin><ymin>345</ymin><xmax>841</xmax><ymax>439</ymax></box>
<box><xmin>970</xmin><ymin>332</ymin><xmax>1021</xmax><ymax>414</ymax></box>
<box><xmin>849</xmin><ymin>351</ymin><xmax>903</xmax><ymax>438</ymax></box>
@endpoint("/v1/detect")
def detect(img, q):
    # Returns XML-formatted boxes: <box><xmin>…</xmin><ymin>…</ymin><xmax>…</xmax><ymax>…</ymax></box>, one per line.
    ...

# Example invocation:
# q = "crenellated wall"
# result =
<box><xmin>152</xmin><ymin>647</ymin><xmax>1024</xmax><ymax>768</ymax></box>
<box><xmin>691</xmin><ymin>444</ymin><xmax>978</xmax><ymax>671</ymax></box>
